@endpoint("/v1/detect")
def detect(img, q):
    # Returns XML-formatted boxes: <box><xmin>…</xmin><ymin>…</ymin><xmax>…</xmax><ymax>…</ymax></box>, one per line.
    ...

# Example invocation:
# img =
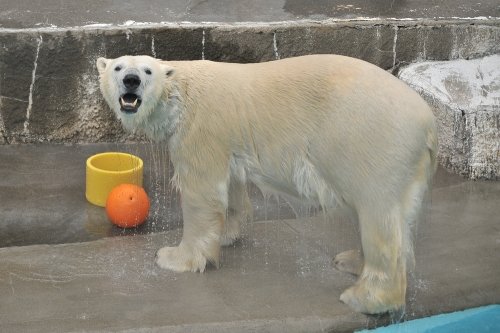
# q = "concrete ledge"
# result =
<box><xmin>0</xmin><ymin>19</ymin><xmax>499</xmax><ymax>146</ymax></box>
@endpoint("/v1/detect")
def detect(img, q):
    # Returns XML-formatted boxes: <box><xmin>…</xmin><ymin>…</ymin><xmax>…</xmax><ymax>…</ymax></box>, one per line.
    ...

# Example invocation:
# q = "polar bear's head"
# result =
<box><xmin>96</xmin><ymin>55</ymin><xmax>176</xmax><ymax>129</ymax></box>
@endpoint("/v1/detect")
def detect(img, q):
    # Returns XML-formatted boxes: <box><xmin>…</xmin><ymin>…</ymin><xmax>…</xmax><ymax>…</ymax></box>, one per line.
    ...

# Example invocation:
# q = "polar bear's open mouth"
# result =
<box><xmin>119</xmin><ymin>93</ymin><xmax>142</xmax><ymax>113</ymax></box>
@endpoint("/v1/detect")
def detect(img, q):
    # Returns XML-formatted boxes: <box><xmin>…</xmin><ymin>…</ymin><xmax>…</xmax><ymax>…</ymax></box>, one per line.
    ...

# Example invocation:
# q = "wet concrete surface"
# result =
<box><xmin>0</xmin><ymin>143</ymin><xmax>499</xmax><ymax>332</ymax></box>
<box><xmin>1</xmin><ymin>0</ymin><xmax>499</xmax><ymax>29</ymax></box>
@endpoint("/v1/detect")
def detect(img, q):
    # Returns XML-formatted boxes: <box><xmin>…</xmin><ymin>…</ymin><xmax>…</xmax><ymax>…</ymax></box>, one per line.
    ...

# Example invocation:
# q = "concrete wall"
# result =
<box><xmin>0</xmin><ymin>19</ymin><xmax>499</xmax><ymax>175</ymax></box>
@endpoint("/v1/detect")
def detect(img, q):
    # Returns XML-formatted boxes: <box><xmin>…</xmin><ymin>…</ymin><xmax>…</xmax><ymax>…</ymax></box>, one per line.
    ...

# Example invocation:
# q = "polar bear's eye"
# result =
<box><xmin>114</xmin><ymin>66</ymin><xmax>122</xmax><ymax>72</ymax></box>
<box><xmin>145</xmin><ymin>69</ymin><xmax>152</xmax><ymax>75</ymax></box>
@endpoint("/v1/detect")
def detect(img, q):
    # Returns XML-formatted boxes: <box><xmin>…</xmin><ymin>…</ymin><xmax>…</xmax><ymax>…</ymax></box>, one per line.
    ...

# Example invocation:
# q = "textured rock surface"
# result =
<box><xmin>399</xmin><ymin>55</ymin><xmax>500</xmax><ymax>180</ymax></box>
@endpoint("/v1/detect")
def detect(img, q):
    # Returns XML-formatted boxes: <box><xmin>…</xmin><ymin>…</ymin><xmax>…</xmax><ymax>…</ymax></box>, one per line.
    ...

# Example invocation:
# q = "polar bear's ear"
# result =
<box><xmin>162</xmin><ymin>64</ymin><xmax>176</xmax><ymax>78</ymax></box>
<box><xmin>96</xmin><ymin>57</ymin><xmax>110</xmax><ymax>75</ymax></box>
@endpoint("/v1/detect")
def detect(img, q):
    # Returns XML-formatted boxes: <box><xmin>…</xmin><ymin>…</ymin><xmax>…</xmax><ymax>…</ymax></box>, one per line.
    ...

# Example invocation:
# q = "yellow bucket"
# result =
<box><xmin>86</xmin><ymin>152</ymin><xmax>144</xmax><ymax>207</ymax></box>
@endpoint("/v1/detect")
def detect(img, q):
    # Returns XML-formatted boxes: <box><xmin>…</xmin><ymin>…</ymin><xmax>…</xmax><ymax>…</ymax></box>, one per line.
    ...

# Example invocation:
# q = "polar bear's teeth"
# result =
<box><xmin>120</xmin><ymin>96</ymin><xmax>138</xmax><ymax>108</ymax></box>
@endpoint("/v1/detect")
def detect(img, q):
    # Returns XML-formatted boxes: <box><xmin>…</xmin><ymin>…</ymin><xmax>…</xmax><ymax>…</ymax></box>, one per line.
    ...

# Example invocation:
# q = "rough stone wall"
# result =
<box><xmin>0</xmin><ymin>20</ymin><xmax>499</xmax><ymax>178</ymax></box>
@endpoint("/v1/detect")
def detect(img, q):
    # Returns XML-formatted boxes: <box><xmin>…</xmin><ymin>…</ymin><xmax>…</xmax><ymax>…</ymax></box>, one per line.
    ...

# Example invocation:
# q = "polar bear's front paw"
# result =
<box><xmin>156</xmin><ymin>245</ymin><xmax>207</xmax><ymax>273</ymax></box>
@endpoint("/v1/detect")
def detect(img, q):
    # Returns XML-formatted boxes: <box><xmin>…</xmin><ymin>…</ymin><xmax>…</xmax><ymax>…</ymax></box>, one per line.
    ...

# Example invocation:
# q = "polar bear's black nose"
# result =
<box><xmin>123</xmin><ymin>74</ymin><xmax>141</xmax><ymax>90</ymax></box>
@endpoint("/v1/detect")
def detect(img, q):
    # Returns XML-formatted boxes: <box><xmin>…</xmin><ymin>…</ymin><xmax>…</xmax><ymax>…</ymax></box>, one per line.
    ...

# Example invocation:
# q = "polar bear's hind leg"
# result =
<box><xmin>340</xmin><ymin>145</ymin><xmax>434</xmax><ymax>314</ymax></box>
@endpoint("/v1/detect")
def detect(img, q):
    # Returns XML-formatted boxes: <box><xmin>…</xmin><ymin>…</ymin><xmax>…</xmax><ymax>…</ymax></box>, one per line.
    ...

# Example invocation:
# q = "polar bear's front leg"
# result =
<box><xmin>156</xmin><ymin>188</ymin><xmax>226</xmax><ymax>273</ymax></box>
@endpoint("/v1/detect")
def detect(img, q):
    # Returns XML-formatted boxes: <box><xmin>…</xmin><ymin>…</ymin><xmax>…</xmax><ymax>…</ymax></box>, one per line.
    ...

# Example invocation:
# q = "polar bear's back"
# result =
<box><xmin>172</xmin><ymin>54</ymin><xmax>432</xmax><ymax>125</ymax></box>
<box><xmin>171</xmin><ymin>55</ymin><xmax>436</xmax><ymax>201</ymax></box>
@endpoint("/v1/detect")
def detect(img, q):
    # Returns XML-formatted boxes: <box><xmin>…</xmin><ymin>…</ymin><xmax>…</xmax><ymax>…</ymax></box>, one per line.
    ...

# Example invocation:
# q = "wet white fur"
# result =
<box><xmin>97</xmin><ymin>55</ymin><xmax>437</xmax><ymax>314</ymax></box>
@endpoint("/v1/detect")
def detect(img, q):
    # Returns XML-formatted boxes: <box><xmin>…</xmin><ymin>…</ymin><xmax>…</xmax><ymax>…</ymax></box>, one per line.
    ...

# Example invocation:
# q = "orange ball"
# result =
<box><xmin>106</xmin><ymin>184</ymin><xmax>150</xmax><ymax>228</ymax></box>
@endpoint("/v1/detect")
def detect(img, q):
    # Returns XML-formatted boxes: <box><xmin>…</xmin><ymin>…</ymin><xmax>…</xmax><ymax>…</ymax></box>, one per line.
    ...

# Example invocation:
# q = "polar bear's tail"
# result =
<box><xmin>424</xmin><ymin>124</ymin><xmax>439</xmax><ymax>199</ymax></box>
<box><xmin>427</xmin><ymin>124</ymin><xmax>439</xmax><ymax>181</ymax></box>
<box><xmin>403</xmin><ymin>124</ymin><xmax>438</xmax><ymax>270</ymax></box>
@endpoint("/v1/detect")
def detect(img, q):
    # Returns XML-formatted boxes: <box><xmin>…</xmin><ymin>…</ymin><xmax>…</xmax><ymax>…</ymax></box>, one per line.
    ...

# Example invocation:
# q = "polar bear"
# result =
<box><xmin>97</xmin><ymin>54</ymin><xmax>437</xmax><ymax>314</ymax></box>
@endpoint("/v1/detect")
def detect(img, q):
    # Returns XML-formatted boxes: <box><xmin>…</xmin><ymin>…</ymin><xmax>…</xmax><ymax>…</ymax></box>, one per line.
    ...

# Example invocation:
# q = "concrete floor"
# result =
<box><xmin>1</xmin><ymin>0</ymin><xmax>499</xmax><ymax>29</ymax></box>
<box><xmin>0</xmin><ymin>143</ymin><xmax>499</xmax><ymax>332</ymax></box>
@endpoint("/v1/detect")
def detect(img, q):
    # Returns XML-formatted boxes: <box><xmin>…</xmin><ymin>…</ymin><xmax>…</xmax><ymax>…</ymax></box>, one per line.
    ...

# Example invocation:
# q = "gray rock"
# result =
<box><xmin>399</xmin><ymin>55</ymin><xmax>500</xmax><ymax>180</ymax></box>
